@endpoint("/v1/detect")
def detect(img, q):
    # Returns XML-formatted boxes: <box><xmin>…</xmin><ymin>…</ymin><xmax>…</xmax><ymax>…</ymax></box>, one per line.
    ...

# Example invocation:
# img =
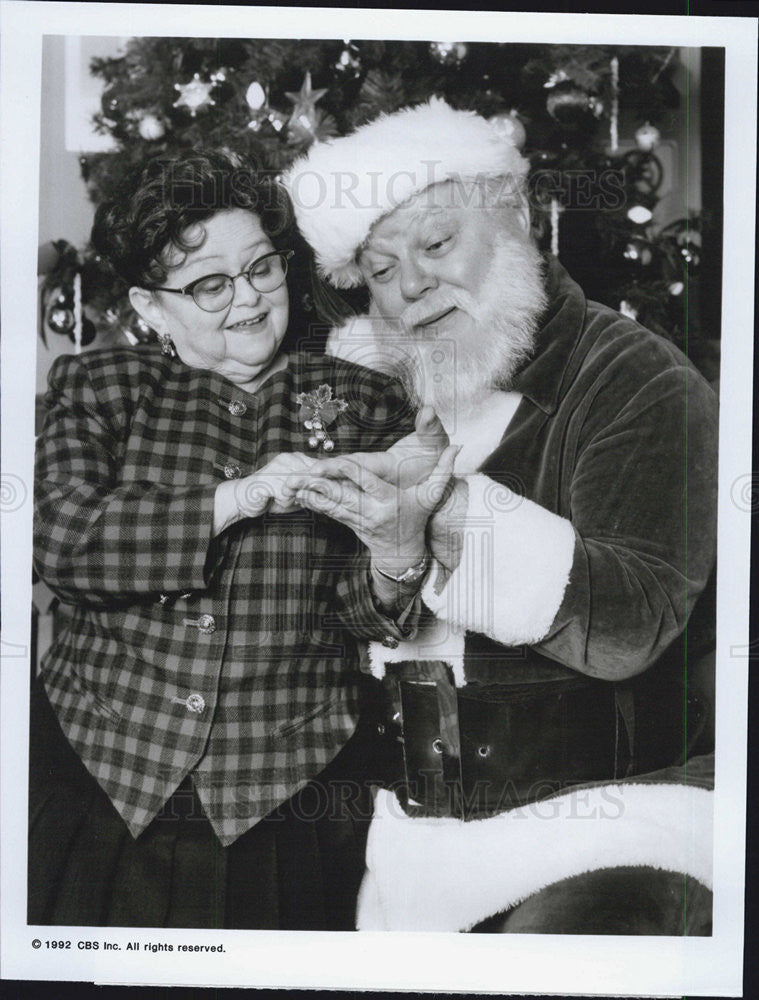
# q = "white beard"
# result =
<box><xmin>367</xmin><ymin>236</ymin><xmax>547</xmax><ymax>424</ymax></box>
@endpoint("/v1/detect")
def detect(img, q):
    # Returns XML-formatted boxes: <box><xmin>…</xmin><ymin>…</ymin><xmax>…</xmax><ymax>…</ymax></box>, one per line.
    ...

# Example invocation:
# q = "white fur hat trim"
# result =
<box><xmin>283</xmin><ymin>97</ymin><xmax>529</xmax><ymax>288</ymax></box>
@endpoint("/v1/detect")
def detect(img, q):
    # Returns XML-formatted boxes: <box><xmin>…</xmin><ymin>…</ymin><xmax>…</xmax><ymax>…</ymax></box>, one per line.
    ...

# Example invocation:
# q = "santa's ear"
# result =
<box><xmin>484</xmin><ymin>176</ymin><xmax>532</xmax><ymax>237</ymax></box>
<box><xmin>129</xmin><ymin>286</ymin><xmax>167</xmax><ymax>336</ymax></box>
<box><xmin>510</xmin><ymin>188</ymin><xmax>531</xmax><ymax>235</ymax></box>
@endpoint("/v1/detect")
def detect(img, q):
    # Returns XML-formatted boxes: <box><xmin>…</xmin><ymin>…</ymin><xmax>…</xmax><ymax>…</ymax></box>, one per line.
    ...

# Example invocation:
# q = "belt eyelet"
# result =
<box><xmin>432</xmin><ymin>738</ymin><xmax>445</xmax><ymax>754</ymax></box>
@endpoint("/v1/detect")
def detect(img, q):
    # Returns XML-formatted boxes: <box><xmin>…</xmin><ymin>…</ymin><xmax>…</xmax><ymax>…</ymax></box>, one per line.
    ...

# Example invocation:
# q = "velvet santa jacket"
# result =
<box><xmin>331</xmin><ymin>258</ymin><xmax>718</xmax><ymax>792</ymax></box>
<box><xmin>427</xmin><ymin>257</ymin><xmax>717</xmax><ymax>678</ymax></box>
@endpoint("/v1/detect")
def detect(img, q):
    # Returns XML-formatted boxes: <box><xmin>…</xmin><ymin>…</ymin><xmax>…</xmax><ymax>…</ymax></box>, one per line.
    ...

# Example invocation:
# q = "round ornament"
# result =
<box><xmin>627</xmin><ymin>204</ymin><xmax>653</xmax><ymax>225</ymax></box>
<box><xmin>47</xmin><ymin>306</ymin><xmax>75</xmax><ymax>336</ymax></box>
<box><xmin>635</xmin><ymin>121</ymin><xmax>661</xmax><ymax>152</ymax></box>
<box><xmin>245</xmin><ymin>81</ymin><xmax>266</xmax><ymax>110</ymax></box>
<box><xmin>138</xmin><ymin>114</ymin><xmax>166</xmax><ymax>140</ymax></box>
<box><xmin>546</xmin><ymin>82</ymin><xmax>595</xmax><ymax>128</ymax></box>
<box><xmin>46</xmin><ymin>289</ymin><xmax>76</xmax><ymax>336</ymax></box>
<box><xmin>429</xmin><ymin>41</ymin><xmax>468</xmax><ymax>66</ymax></box>
<box><xmin>669</xmin><ymin>282</ymin><xmax>684</xmax><ymax>296</ymax></box>
<box><xmin>487</xmin><ymin>110</ymin><xmax>526</xmax><ymax>149</ymax></box>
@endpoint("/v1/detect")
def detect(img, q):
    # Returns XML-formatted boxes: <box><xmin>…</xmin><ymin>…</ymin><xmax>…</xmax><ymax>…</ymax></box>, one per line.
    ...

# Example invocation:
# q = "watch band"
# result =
<box><xmin>374</xmin><ymin>552</ymin><xmax>430</xmax><ymax>586</ymax></box>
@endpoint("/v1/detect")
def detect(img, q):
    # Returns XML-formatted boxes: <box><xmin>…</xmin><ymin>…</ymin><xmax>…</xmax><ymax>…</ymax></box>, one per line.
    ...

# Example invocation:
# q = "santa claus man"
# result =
<box><xmin>284</xmin><ymin>98</ymin><xmax>717</xmax><ymax>934</ymax></box>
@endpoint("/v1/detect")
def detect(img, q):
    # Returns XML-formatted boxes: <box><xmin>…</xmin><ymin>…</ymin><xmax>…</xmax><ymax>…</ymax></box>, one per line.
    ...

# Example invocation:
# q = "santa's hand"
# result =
<box><xmin>427</xmin><ymin>475</ymin><xmax>470</xmax><ymax>575</ymax></box>
<box><xmin>313</xmin><ymin>405</ymin><xmax>450</xmax><ymax>490</ymax></box>
<box><xmin>296</xmin><ymin>443</ymin><xmax>460</xmax><ymax>567</ymax></box>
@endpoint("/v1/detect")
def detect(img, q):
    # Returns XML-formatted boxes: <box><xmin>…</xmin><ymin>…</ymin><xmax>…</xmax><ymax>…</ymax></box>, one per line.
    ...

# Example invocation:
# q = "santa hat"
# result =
<box><xmin>282</xmin><ymin>98</ymin><xmax>529</xmax><ymax>288</ymax></box>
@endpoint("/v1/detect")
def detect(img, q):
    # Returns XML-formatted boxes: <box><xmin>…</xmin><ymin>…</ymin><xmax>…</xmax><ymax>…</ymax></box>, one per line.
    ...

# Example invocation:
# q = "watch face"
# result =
<box><xmin>401</xmin><ymin>565</ymin><xmax>424</xmax><ymax>583</ymax></box>
<box><xmin>399</xmin><ymin>556</ymin><xmax>430</xmax><ymax>583</ymax></box>
<box><xmin>376</xmin><ymin>554</ymin><xmax>429</xmax><ymax>584</ymax></box>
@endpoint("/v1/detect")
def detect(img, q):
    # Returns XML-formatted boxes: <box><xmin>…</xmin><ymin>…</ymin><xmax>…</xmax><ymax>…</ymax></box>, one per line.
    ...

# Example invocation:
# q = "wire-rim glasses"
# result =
<box><xmin>147</xmin><ymin>249</ymin><xmax>294</xmax><ymax>313</ymax></box>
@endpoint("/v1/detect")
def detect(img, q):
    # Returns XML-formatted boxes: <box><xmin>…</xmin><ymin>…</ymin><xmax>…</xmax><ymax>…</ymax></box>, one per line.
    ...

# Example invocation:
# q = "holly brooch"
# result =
<box><xmin>295</xmin><ymin>384</ymin><xmax>348</xmax><ymax>451</ymax></box>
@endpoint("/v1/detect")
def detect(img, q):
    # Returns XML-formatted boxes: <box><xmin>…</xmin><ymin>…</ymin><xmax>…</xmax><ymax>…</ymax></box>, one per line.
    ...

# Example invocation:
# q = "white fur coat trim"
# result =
<box><xmin>326</xmin><ymin>316</ymin><xmax>393</xmax><ymax>371</ymax></box>
<box><xmin>365</xmin><ymin>392</ymin><xmax>523</xmax><ymax>686</ymax></box>
<box><xmin>421</xmin><ymin>472</ymin><xmax>576</xmax><ymax>647</ymax></box>
<box><xmin>444</xmin><ymin>393</ymin><xmax>522</xmax><ymax>475</ymax></box>
<box><xmin>328</xmin><ymin>319</ymin><xmax>524</xmax><ymax>471</ymax></box>
<box><xmin>357</xmin><ymin>784</ymin><xmax>713</xmax><ymax>932</ymax></box>
<box><xmin>368</xmin><ymin>615</ymin><xmax>466</xmax><ymax>687</ymax></box>
<box><xmin>283</xmin><ymin>98</ymin><xmax>529</xmax><ymax>288</ymax></box>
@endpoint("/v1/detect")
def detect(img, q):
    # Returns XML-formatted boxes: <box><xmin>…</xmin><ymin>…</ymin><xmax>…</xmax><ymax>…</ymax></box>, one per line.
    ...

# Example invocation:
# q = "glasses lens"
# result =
<box><xmin>193</xmin><ymin>275</ymin><xmax>234</xmax><ymax>312</ymax></box>
<box><xmin>248</xmin><ymin>252</ymin><xmax>288</xmax><ymax>293</ymax></box>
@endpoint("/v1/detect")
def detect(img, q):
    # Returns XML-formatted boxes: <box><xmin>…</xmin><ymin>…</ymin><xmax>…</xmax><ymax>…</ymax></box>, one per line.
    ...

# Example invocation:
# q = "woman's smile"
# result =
<box><xmin>226</xmin><ymin>309</ymin><xmax>270</xmax><ymax>331</ymax></box>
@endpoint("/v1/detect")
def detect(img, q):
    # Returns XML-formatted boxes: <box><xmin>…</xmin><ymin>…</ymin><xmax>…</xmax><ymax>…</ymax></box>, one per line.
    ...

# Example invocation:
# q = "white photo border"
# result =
<box><xmin>1</xmin><ymin>3</ymin><xmax>756</xmax><ymax>994</ymax></box>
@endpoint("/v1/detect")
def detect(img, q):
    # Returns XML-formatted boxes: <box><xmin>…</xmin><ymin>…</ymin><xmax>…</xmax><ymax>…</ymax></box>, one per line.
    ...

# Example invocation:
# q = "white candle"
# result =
<box><xmin>73</xmin><ymin>271</ymin><xmax>82</xmax><ymax>355</ymax></box>
<box><xmin>610</xmin><ymin>56</ymin><xmax>619</xmax><ymax>153</ymax></box>
<box><xmin>550</xmin><ymin>198</ymin><xmax>560</xmax><ymax>257</ymax></box>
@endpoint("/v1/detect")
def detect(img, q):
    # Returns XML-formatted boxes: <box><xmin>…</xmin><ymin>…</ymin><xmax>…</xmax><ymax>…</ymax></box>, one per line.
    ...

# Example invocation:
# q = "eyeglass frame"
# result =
<box><xmin>145</xmin><ymin>249</ymin><xmax>294</xmax><ymax>313</ymax></box>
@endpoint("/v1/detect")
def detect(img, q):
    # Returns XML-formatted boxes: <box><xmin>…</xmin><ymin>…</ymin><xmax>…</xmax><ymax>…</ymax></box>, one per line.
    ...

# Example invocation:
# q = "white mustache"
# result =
<box><xmin>399</xmin><ymin>288</ymin><xmax>481</xmax><ymax>336</ymax></box>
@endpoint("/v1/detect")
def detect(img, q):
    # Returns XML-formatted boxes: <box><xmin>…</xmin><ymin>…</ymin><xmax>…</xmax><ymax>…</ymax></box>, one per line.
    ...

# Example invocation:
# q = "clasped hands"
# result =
<box><xmin>235</xmin><ymin>406</ymin><xmax>465</xmax><ymax>575</ymax></box>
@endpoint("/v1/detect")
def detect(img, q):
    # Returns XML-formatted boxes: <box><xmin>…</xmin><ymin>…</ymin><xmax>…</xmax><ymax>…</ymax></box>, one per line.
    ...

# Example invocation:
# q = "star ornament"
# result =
<box><xmin>285</xmin><ymin>71</ymin><xmax>328</xmax><ymax>122</ymax></box>
<box><xmin>173</xmin><ymin>74</ymin><xmax>216</xmax><ymax>116</ymax></box>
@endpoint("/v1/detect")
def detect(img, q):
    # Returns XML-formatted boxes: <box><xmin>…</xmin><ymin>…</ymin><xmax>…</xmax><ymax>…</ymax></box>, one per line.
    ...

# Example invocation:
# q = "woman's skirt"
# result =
<box><xmin>28</xmin><ymin>679</ymin><xmax>398</xmax><ymax>929</ymax></box>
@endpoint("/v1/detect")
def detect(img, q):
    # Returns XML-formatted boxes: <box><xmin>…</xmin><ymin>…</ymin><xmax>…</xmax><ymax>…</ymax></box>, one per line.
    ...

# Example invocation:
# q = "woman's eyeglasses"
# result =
<box><xmin>147</xmin><ymin>249</ymin><xmax>294</xmax><ymax>313</ymax></box>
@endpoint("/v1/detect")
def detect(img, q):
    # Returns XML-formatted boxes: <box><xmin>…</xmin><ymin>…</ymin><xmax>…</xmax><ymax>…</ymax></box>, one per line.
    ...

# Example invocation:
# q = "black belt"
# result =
<box><xmin>384</xmin><ymin>650</ymin><xmax>711</xmax><ymax>820</ymax></box>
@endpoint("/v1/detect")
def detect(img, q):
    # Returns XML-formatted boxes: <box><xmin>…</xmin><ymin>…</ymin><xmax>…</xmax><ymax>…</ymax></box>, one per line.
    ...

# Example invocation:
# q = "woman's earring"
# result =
<box><xmin>158</xmin><ymin>332</ymin><xmax>176</xmax><ymax>357</ymax></box>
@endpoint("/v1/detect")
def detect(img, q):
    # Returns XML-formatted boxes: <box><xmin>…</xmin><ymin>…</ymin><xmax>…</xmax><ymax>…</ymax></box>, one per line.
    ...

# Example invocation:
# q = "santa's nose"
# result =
<box><xmin>400</xmin><ymin>258</ymin><xmax>438</xmax><ymax>301</ymax></box>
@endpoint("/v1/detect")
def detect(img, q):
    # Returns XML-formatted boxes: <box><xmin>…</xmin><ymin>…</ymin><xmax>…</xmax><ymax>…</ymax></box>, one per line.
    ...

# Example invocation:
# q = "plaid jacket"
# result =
<box><xmin>34</xmin><ymin>344</ymin><xmax>415</xmax><ymax>844</ymax></box>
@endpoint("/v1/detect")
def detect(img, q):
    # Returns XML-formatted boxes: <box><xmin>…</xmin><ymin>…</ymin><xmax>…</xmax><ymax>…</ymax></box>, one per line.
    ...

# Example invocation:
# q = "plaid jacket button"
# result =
<box><xmin>197</xmin><ymin>614</ymin><xmax>216</xmax><ymax>634</ymax></box>
<box><xmin>223</xmin><ymin>463</ymin><xmax>241</xmax><ymax>479</ymax></box>
<box><xmin>185</xmin><ymin>693</ymin><xmax>206</xmax><ymax>714</ymax></box>
<box><xmin>228</xmin><ymin>400</ymin><xmax>247</xmax><ymax>416</ymax></box>
<box><xmin>381</xmin><ymin>635</ymin><xmax>399</xmax><ymax>649</ymax></box>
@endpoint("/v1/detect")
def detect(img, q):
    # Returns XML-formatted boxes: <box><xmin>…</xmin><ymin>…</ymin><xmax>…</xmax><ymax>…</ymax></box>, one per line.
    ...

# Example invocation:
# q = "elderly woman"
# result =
<box><xmin>30</xmin><ymin>150</ymin><xmax>453</xmax><ymax>929</ymax></box>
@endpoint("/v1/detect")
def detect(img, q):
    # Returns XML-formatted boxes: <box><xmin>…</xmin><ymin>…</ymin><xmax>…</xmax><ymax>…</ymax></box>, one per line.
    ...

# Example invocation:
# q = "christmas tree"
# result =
<box><xmin>39</xmin><ymin>38</ymin><xmax>713</xmax><ymax>376</ymax></box>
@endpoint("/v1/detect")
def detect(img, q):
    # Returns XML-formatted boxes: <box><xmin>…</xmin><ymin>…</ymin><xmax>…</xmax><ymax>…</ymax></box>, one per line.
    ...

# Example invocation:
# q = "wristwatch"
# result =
<box><xmin>374</xmin><ymin>552</ymin><xmax>430</xmax><ymax>586</ymax></box>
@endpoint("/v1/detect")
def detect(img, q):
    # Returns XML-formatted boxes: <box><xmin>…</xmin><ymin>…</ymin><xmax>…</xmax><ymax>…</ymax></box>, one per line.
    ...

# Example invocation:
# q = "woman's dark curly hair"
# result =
<box><xmin>91</xmin><ymin>149</ymin><xmax>293</xmax><ymax>288</ymax></box>
<box><xmin>91</xmin><ymin>148</ymin><xmax>363</xmax><ymax>349</ymax></box>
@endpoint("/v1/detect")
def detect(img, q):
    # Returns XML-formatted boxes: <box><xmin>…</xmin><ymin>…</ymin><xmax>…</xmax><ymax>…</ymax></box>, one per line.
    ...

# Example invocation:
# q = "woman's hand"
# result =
<box><xmin>213</xmin><ymin>452</ymin><xmax>319</xmax><ymax>534</ymax></box>
<box><xmin>294</xmin><ymin>443</ymin><xmax>460</xmax><ymax>572</ymax></box>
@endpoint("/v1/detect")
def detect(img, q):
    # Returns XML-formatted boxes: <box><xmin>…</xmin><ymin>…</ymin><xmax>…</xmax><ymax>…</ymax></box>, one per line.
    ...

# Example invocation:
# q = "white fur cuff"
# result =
<box><xmin>368</xmin><ymin>615</ymin><xmax>466</xmax><ymax>687</ymax></box>
<box><xmin>422</xmin><ymin>473</ymin><xmax>576</xmax><ymax>646</ymax></box>
<box><xmin>357</xmin><ymin>784</ymin><xmax>714</xmax><ymax>932</ymax></box>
